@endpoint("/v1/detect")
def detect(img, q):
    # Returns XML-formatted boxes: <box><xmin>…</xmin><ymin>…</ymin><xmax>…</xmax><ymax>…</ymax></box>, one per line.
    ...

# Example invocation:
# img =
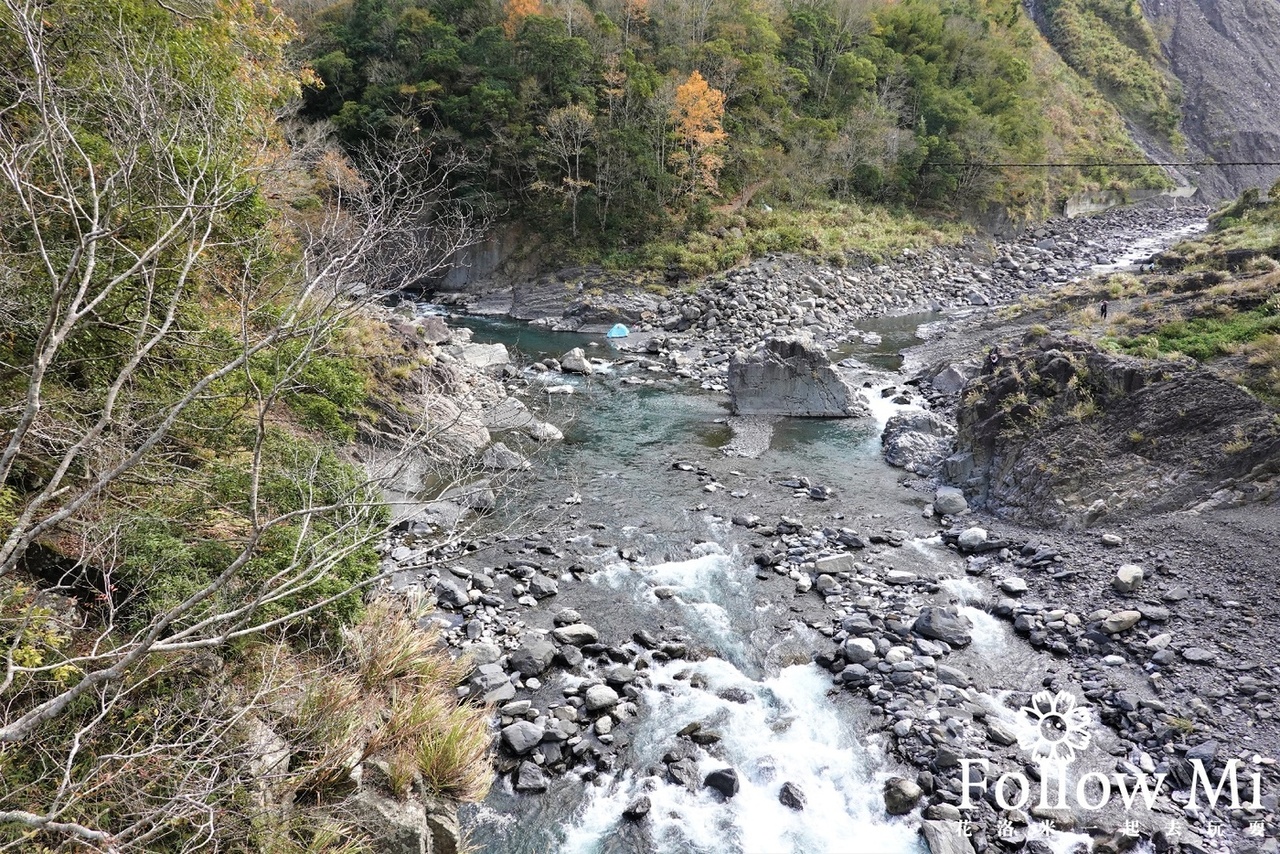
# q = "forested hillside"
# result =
<box><xmin>291</xmin><ymin>0</ymin><xmax>1171</xmax><ymax>268</ymax></box>
<box><xmin>0</xmin><ymin>0</ymin><xmax>491</xmax><ymax>848</ymax></box>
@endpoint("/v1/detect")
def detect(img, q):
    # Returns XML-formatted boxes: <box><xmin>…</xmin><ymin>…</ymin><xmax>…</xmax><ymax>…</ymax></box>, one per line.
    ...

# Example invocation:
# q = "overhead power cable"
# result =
<box><xmin>920</xmin><ymin>160</ymin><xmax>1280</xmax><ymax>168</ymax></box>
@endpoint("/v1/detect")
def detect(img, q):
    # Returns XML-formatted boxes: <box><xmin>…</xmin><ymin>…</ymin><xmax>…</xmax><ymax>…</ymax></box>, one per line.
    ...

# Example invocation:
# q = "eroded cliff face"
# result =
<box><xmin>1142</xmin><ymin>0</ymin><xmax>1280</xmax><ymax>199</ymax></box>
<box><xmin>946</xmin><ymin>333</ymin><xmax>1280</xmax><ymax>528</ymax></box>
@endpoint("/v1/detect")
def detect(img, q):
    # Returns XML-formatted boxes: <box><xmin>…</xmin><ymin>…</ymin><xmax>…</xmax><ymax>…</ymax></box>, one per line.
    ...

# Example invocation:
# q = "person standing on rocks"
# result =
<box><xmin>1100</xmin><ymin>300</ymin><xmax>1108</xmax><ymax>320</ymax></box>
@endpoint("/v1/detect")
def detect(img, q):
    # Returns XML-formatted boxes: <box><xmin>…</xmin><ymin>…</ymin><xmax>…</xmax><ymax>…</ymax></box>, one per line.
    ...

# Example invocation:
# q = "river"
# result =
<box><xmin>436</xmin><ymin>309</ymin><xmax>1082</xmax><ymax>854</ymax></box>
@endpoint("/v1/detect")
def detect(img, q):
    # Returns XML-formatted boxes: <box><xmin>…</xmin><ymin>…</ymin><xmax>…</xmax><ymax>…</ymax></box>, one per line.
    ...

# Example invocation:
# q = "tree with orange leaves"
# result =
<box><xmin>669</xmin><ymin>70</ymin><xmax>728</xmax><ymax>198</ymax></box>
<box><xmin>503</xmin><ymin>0</ymin><xmax>541</xmax><ymax>37</ymax></box>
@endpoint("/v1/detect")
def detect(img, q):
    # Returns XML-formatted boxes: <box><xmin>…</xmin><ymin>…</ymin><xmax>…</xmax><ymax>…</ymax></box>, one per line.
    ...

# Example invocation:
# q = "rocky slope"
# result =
<box><xmin>939</xmin><ymin>332</ymin><xmax>1280</xmax><ymax>528</ymax></box>
<box><xmin>1141</xmin><ymin>0</ymin><xmax>1280</xmax><ymax>199</ymax></box>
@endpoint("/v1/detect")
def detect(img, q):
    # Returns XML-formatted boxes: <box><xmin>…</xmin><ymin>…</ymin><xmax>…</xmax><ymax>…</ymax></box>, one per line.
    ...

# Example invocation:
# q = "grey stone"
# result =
<box><xmin>881</xmin><ymin>410</ymin><xmax>957</xmax><ymax>474</ymax></box>
<box><xmin>957</xmin><ymin>527</ymin><xmax>987</xmax><ymax>549</ymax></box>
<box><xmin>666</xmin><ymin>758</ymin><xmax>699</xmax><ymax>789</ymax></box>
<box><xmin>930</xmin><ymin>364</ymin><xmax>973</xmax><ymax>395</ymax></box>
<box><xmin>815</xmin><ymin>553</ymin><xmax>857</xmax><ymax>574</ymax></box>
<box><xmin>921</xmin><ymin>819</ymin><xmax>976</xmax><ymax>854</ymax></box>
<box><xmin>509</xmin><ymin>640</ymin><xmax>556</xmax><ymax>676</ymax></box>
<box><xmin>843</xmin><ymin>637</ymin><xmax>877</xmax><ymax>663</ymax></box>
<box><xmin>584</xmin><ymin>684</ymin><xmax>620</xmax><ymax>712</ymax></box>
<box><xmin>1186</xmin><ymin>740</ymin><xmax>1219</xmax><ymax>763</ymax></box>
<box><xmin>528</xmin><ymin>574</ymin><xmax>559</xmax><ymax>598</ymax></box>
<box><xmin>344</xmin><ymin>787</ymin><xmax>431</xmax><ymax>854</ymax></box>
<box><xmin>728</xmin><ymin>335</ymin><xmax>869</xmax><ymax>417</ymax></box>
<box><xmin>779</xmin><ymin>781</ymin><xmax>806</xmax><ymax>811</ymax></box>
<box><xmin>514</xmin><ymin>761</ymin><xmax>548</xmax><ymax>792</ymax></box>
<box><xmin>434</xmin><ymin>576</ymin><xmax>470</xmax><ymax>610</ymax></box>
<box><xmin>934</xmin><ymin>486</ymin><xmax>968</xmax><ymax>516</ymax></box>
<box><xmin>913</xmin><ymin>607</ymin><xmax>972</xmax><ymax>647</ymax></box>
<box><xmin>501</xmin><ymin>721</ymin><xmax>543</xmax><ymax>755</ymax></box>
<box><xmin>481</xmin><ymin>441</ymin><xmax>530</xmax><ymax>471</ymax></box>
<box><xmin>703</xmin><ymin>767</ymin><xmax>739</xmax><ymax>798</ymax></box>
<box><xmin>937</xmin><ymin>664</ymin><xmax>971</xmax><ymax>687</ymax></box>
<box><xmin>1114</xmin><ymin>564</ymin><xmax>1145</xmax><ymax>593</ymax></box>
<box><xmin>884</xmin><ymin>777</ymin><xmax>923</xmax><ymax>815</ymax></box>
<box><xmin>924</xmin><ymin>803</ymin><xmax>963</xmax><ymax>821</ymax></box>
<box><xmin>623</xmin><ymin>796</ymin><xmax>651</xmax><ymax>820</ymax></box>
<box><xmin>418</xmin><ymin>315</ymin><xmax>452</xmax><ymax>344</ymax></box>
<box><xmin>560</xmin><ymin>348</ymin><xmax>594</xmax><ymax>375</ymax></box>
<box><xmin>1182</xmin><ymin>646</ymin><xmax>1217</xmax><ymax>664</ymax></box>
<box><xmin>999</xmin><ymin>577</ymin><xmax>1028</xmax><ymax>595</ymax></box>
<box><xmin>551</xmin><ymin>623</ymin><xmax>599</xmax><ymax>645</ymax></box>
<box><xmin>448</xmin><ymin>342</ymin><xmax>509</xmax><ymax>370</ymax></box>
<box><xmin>1101</xmin><ymin>610</ymin><xmax>1142</xmax><ymax>633</ymax></box>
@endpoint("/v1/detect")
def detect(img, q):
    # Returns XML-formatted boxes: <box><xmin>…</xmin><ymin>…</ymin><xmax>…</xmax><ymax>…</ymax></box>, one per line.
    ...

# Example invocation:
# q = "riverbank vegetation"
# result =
<box><xmin>0</xmin><ymin>0</ymin><xmax>491</xmax><ymax>848</ymax></box>
<box><xmin>1015</xmin><ymin>186</ymin><xmax>1280</xmax><ymax>404</ymax></box>
<box><xmin>291</xmin><ymin>0</ymin><xmax>1170</xmax><ymax>272</ymax></box>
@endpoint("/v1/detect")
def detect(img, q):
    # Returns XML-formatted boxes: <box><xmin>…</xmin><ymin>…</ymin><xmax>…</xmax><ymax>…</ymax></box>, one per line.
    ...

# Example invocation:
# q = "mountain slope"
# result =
<box><xmin>1142</xmin><ymin>0</ymin><xmax>1280</xmax><ymax>199</ymax></box>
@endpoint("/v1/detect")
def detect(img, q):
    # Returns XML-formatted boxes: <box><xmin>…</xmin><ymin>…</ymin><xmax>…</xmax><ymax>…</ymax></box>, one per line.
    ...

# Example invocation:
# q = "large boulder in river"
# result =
<box><xmin>728</xmin><ymin>335</ymin><xmax>869</xmax><ymax>417</ymax></box>
<box><xmin>882</xmin><ymin>410</ymin><xmax>956</xmax><ymax>474</ymax></box>
<box><xmin>912</xmin><ymin>606</ymin><xmax>973</xmax><ymax>647</ymax></box>
<box><xmin>560</xmin><ymin>348</ymin><xmax>594</xmax><ymax>375</ymax></box>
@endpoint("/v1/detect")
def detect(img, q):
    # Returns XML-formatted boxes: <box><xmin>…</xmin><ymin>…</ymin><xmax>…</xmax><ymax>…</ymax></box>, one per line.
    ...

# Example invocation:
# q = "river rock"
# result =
<box><xmin>884</xmin><ymin>777</ymin><xmax>923</xmax><ymax>815</ymax></box>
<box><xmin>999</xmin><ymin>577</ymin><xmax>1028</xmax><ymax>595</ymax></box>
<box><xmin>666</xmin><ymin>758</ymin><xmax>699</xmax><ymax>789</ymax></box>
<box><xmin>727</xmin><ymin>335</ymin><xmax>869</xmax><ymax>417</ymax></box>
<box><xmin>449</xmin><ymin>341</ymin><xmax>510</xmax><ymax>370</ymax></box>
<box><xmin>815</xmin><ymin>553</ymin><xmax>857</xmax><ymax>574</ymax></box>
<box><xmin>1101</xmin><ymin>610</ymin><xmax>1142</xmax><ymax>633</ymax></box>
<box><xmin>440</xmin><ymin>479</ymin><xmax>496</xmax><ymax>512</ymax></box>
<box><xmin>481</xmin><ymin>441</ymin><xmax>530</xmax><ymax>471</ymax></box>
<box><xmin>528</xmin><ymin>573</ymin><xmax>559</xmax><ymax>598</ymax></box>
<box><xmin>501</xmin><ymin>721</ymin><xmax>544</xmax><ymax>755</ymax></box>
<box><xmin>957</xmin><ymin>527</ymin><xmax>987</xmax><ymax>549</ymax></box>
<box><xmin>623</xmin><ymin>796</ymin><xmax>651</xmax><ymax>820</ymax></box>
<box><xmin>514</xmin><ymin>760</ymin><xmax>549</xmax><ymax>792</ymax></box>
<box><xmin>584</xmin><ymin>684</ymin><xmax>620</xmax><ymax>712</ymax></box>
<box><xmin>561</xmin><ymin>348</ymin><xmax>594</xmax><ymax>374</ymax></box>
<box><xmin>551</xmin><ymin>623</ymin><xmax>599</xmax><ymax>645</ymax></box>
<box><xmin>815</xmin><ymin>573</ymin><xmax>840</xmax><ymax>594</ymax></box>
<box><xmin>509</xmin><ymin>640</ymin><xmax>557</xmax><ymax>676</ymax></box>
<box><xmin>881</xmin><ymin>411</ymin><xmax>957</xmax><ymax>474</ymax></box>
<box><xmin>1113</xmin><ymin>564</ymin><xmax>1144</xmax><ymax>593</ymax></box>
<box><xmin>417</xmin><ymin>314</ymin><xmax>452</xmax><ymax>344</ymax></box>
<box><xmin>843</xmin><ymin>637</ymin><xmax>877</xmax><ymax>663</ymax></box>
<box><xmin>934</xmin><ymin>486</ymin><xmax>968</xmax><ymax>515</ymax></box>
<box><xmin>921</xmin><ymin>819</ymin><xmax>976</xmax><ymax>854</ymax></box>
<box><xmin>1182</xmin><ymin>646</ymin><xmax>1217</xmax><ymax>664</ymax></box>
<box><xmin>929</xmin><ymin>364</ymin><xmax>974</xmax><ymax>395</ymax></box>
<box><xmin>434</xmin><ymin>576</ymin><xmax>470</xmax><ymax>610</ymax></box>
<box><xmin>703</xmin><ymin>767</ymin><xmax>739</xmax><ymax>798</ymax></box>
<box><xmin>554</xmin><ymin>608</ymin><xmax>582</xmax><ymax>626</ymax></box>
<box><xmin>779</xmin><ymin>781</ymin><xmax>807</xmax><ymax>811</ymax></box>
<box><xmin>913</xmin><ymin>606</ymin><xmax>972</xmax><ymax>646</ymax></box>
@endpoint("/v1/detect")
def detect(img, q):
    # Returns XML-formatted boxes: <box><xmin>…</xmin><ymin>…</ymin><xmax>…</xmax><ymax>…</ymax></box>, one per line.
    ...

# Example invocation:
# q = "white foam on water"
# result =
<box><xmin>959</xmin><ymin>605</ymin><xmax>1007</xmax><ymax>650</ymax></box>
<box><xmin>591</xmin><ymin>545</ymin><xmax>747</xmax><ymax>650</ymax></box>
<box><xmin>1090</xmin><ymin>222</ymin><xmax>1207</xmax><ymax>275</ymax></box>
<box><xmin>860</xmin><ymin>383</ymin><xmax>924</xmax><ymax>431</ymax></box>
<box><xmin>941</xmin><ymin>578</ymin><xmax>986</xmax><ymax>606</ymax></box>
<box><xmin>906</xmin><ymin>536</ymin><xmax>947</xmax><ymax>562</ymax></box>
<box><xmin>560</xmin><ymin>659</ymin><xmax>925</xmax><ymax>854</ymax></box>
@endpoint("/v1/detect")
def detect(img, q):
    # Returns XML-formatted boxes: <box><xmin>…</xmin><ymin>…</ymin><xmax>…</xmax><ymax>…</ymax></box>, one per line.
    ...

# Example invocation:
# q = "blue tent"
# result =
<box><xmin>606</xmin><ymin>323</ymin><xmax>630</xmax><ymax>338</ymax></box>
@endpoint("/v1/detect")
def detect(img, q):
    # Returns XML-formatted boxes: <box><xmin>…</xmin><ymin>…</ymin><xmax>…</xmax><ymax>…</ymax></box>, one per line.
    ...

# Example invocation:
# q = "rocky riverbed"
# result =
<box><xmin>379</xmin><ymin>201</ymin><xmax>1278</xmax><ymax>854</ymax></box>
